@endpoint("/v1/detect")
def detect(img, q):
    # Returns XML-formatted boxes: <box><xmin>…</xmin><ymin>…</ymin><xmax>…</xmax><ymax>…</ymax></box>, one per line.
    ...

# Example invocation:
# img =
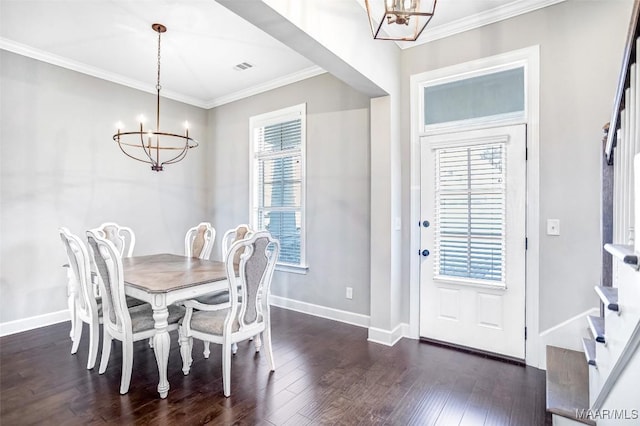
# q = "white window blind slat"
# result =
<box><xmin>434</xmin><ymin>143</ymin><xmax>507</xmax><ymax>285</ymax></box>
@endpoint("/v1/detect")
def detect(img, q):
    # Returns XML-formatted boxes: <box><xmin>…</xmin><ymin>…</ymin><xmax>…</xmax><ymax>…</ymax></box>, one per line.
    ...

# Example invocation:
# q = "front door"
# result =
<box><xmin>419</xmin><ymin>124</ymin><xmax>526</xmax><ymax>360</ymax></box>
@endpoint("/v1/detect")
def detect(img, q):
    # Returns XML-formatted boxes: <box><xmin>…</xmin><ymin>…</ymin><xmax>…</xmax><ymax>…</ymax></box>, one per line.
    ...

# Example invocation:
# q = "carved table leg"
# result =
<box><xmin>151</xmin><ymin>297</ymin><xmax>170</xmax><ymax>399</ymax></box>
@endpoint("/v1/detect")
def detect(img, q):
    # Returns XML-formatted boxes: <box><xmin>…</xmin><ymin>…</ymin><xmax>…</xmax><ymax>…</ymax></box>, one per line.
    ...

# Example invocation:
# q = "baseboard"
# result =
<box><xmin>269</xmin><ymin>295</ymin><xmax>370</xmax><ymax>328</ymax></box>
<box><xmin>0</xmin><ymin>309</ymin><xmax>70</xmax><ymax>337</ymax></box>
<box><xmin>3</xmin><ymin>299</ymin><xmax>407</xmax><ymax>347</ymax></box>
<box><xmin>537</xmin><ymin>307</ymin><xmax>599</xmax><ymax>370</ymax></box>
<box><xmin>367</xmin><ymin>322</ymin><xmax>410</xmax><ymax>346</ymax></box>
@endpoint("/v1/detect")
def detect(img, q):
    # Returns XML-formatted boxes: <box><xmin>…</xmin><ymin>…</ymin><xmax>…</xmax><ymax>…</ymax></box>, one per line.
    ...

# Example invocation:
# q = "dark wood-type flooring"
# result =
<box><xmin>1</xmin><ymin>307</ymin><xmax>550</xmax><ymax>425</ymax></box>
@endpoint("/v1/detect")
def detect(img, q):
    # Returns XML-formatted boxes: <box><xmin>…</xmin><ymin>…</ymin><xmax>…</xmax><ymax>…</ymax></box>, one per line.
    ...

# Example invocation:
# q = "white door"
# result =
<box><xmin>419</xmin><ymin>125</ymin><xmax>526</xmax><ymax>360</ymax></box>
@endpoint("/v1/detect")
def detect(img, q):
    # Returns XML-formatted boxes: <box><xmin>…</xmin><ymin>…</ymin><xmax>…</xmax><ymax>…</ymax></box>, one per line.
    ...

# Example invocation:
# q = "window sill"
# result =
<box><xmin>276</xmin><ymin>263</ymin><xmax>309</xmax><ymax>274</ymax></box>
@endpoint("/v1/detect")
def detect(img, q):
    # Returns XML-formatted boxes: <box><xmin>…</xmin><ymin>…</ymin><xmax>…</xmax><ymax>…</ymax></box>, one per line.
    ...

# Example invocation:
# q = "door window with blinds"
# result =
<box><xmin>250</xmin><ymin>104</ymin><xmax>306</xmax><ymax>271</ymax></box>
<box><xmin>434</xmin><ymin>143</ymin><xmax>506</xmax><ymax>286</ymax></box>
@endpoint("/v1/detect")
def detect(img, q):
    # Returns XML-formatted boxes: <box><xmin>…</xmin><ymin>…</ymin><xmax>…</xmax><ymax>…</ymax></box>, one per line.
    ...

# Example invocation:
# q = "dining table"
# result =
<box><xmin>122</xmin><ymin>253</ymin><xmax>229</xmax><ymax>399</ymax></box>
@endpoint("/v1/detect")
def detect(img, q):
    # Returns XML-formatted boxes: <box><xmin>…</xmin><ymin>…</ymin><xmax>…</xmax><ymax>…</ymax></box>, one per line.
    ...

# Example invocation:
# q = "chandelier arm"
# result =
<box><xmin>160</xmin><ymin>140</ymin><xmax>190</xmax><ymax>166</ymax></box>
<box><xmin>138</xmin><ymin>126</ymin><xmax>159</xmax><ymax>166</ymax></box>
<box><xmin>162</xmin><ymin>148</ymin><xmax>189</xmax><ymax>165</ymax></box>
<box><xmin>114</xmin><ymin>135</ymin><xmax>158</xmax><ymax>165</ymax></box>
<box><xmin>113</xmin><ymin>132</ymin><xmax>198</xmax><ymax>148</ymax></box>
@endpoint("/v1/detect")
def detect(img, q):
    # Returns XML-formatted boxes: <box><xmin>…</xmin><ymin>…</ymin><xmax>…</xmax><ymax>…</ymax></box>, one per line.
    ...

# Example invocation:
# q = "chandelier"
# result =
<box><xmin>113</xmin><ymin>23</ymin><xmax>198</xmax><ymax>172</ymax></box>
<box><xmin>364</xmin><ymin>0</ymin><xmax>437</xmax><ymax>41</ymax></box>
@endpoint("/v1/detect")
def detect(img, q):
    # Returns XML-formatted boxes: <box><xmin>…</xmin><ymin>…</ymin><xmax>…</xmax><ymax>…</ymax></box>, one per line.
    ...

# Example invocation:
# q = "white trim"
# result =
<box><xmin>409</xmin><ymin>45</ymin><xmax>542</xmax><ymax>367</ymax></box>
<box><xmin>206</xmin><ymin>67</ymin><xmax>326</xmax><ymax>108</ymax></box>
<box><xmin>539</xmin><ymin>307</ymin><xmax>599</xmax><ymax>338</ymax></box>
<box><xmin>537</xmin><ymin>307</ymin><xmax>599</xmax><ymax>370</ymax></box>
<box><xmin>0</xmin><ymin>38</ymin><xmax>208</xmax><ymax>108</ymax></box>
<box><xmin>0</xmin><ymin>309</ymin><xmax>70</xmax><ymax>337</ymax></box>
<box><xmin>275</xmin><ymin>264</ymin><xmax>309</xmax><ymax>274</ymax></box>
<box><xmin>0</xmin><ymin>38</ymin><xmax>326</xmax><ymax>110</ymax></box>
<box><xmin>400</xmin><ymin>0</ymin><xmax>566</xmax><ymax>49</ymax></box>
<box><xmin>367</xmin><ymin>323</ymin><xmax>410</xmax><ymax>346</ymax></box>
<box><xmin>269</xmin><ymin>295</ymin><xmax>370</xmax><ymax>328</ymax></box>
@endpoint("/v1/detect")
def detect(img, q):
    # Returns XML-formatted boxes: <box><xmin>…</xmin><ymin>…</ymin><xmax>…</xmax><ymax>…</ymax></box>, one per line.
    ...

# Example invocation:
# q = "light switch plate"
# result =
<box><xmin>547</xmin><ymin>219</ymin><xmax>560</xmax><ymax>236</ymax></box>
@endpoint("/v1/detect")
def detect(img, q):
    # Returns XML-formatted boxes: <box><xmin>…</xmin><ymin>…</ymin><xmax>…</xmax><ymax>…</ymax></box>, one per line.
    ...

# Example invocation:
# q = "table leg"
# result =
<box><xmin>152</xmin><ymin>301</ymin><xmax>170</xmax><ymax>399</ymax></box>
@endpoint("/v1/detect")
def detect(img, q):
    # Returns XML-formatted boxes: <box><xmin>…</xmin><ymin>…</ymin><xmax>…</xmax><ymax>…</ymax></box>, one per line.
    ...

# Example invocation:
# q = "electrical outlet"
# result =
<box><xmin>346</xmin><ymin>287</ymin><xmax>353</xmax><ymax>299</ymax></box>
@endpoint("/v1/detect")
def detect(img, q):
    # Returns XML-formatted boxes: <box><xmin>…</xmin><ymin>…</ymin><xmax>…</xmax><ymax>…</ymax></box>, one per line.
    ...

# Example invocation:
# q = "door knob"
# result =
<box><xmin>421</xmin><ymin>249</ymin><xmax>430</xmax><ymax>257</ymax></box>
<box><xmin>422</xmin><ymin>220</ymin><xmax>430</xmax><ymax>228</ymax></box>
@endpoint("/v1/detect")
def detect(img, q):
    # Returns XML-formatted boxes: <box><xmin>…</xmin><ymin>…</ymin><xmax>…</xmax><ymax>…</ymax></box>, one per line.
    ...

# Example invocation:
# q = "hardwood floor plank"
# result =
<box><xmin>458</xmin><ymin>373</ymin><xmax>495</xmax><ymax>425</ymax></box>
<box><xmin>434</xmin><ymin>375</ymin><xmax>477</xmax><ymax>425</ymax></box>
<box><xmin>0</xmin><ymin>307</ymin><xmax>549</xmax><ymax>425</ymax></box>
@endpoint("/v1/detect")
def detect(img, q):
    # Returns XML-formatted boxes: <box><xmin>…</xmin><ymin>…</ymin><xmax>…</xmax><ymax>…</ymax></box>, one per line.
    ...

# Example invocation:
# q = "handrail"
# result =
<box><xmin>592</xmin><ymin>317</ymin><xmax>640</xmax><ymax>409</ymax></box>
<box><xmin>605</xmin><ymin>0</ymin><xmax>640</xmax><ymax>164</ymax></box>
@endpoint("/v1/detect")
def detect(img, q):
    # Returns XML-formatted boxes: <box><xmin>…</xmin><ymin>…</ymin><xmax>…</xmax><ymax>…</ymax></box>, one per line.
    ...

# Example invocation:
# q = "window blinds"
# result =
<box><xmin>434</xmin><ymin>143</ymin><xmax>506</xmax><ymax>285</ymax></box>
<box><xmin>255</xmin><ymin>119</ymin><xmax>302</xmax><ymax>265</ymax></box>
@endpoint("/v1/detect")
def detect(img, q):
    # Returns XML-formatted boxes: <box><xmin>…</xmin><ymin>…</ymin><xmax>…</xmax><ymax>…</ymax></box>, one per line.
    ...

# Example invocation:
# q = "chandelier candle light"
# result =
<box><xmin>113</xmin><ymin>23</ymin><xmax>198</xmax><ymax>172</ymax></box>
<box><xmin>365</xmin><ymin>0</ymin><xmax>437</xmax><ymax>41</ymax></box>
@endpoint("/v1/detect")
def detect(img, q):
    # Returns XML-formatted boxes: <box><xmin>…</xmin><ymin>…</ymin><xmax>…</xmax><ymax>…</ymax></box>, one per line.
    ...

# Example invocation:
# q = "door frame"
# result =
<box><xmin>408</xmin><ymin>46</ymin><xmax>542</xmax><ymax>367</ymax></box>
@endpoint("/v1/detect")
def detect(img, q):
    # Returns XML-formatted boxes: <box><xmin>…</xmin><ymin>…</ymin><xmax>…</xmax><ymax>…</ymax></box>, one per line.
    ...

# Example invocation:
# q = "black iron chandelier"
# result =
<box><xmin>113</xmin><ymin>23</ymin><xmax>198</xmax><ymax>172</ymax></box>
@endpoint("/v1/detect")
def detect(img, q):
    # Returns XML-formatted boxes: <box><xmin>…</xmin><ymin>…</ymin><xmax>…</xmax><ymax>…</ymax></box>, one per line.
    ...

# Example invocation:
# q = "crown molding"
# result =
<box><xmin>400</xmin><ymin>0</ymin><xmax>566</xmax><ymax>49</ymax></box>
<box><xmin>0</xmin><ymin>37</ymin><xmax>209</xmax><ymax>108</ymax></box>
<box><xmin>204</xmin><ymin>66</ymin><xmax>327</xmax><ymax>108</ymax></box>
<box><xmin>1</xmin><ymin>38</ymin><xmax>326</xmax><ymax>110</ymax></box>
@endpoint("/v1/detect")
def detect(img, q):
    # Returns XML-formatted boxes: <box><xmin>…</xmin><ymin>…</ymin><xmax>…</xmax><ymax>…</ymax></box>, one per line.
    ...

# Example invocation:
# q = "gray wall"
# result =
<box><xmin>0</xmin><ymin>51</ymin><xmax>209</xmax><ymax>322</ymax></box>
<box><xmin>207</xmin><ymin>73</ymin><xmax>371</xmax><ymax>315</ymax></box>
<box><xmin>399</xmin><ymin>0</ymin><xmax>633</xmax><ymax>330</ymax></box>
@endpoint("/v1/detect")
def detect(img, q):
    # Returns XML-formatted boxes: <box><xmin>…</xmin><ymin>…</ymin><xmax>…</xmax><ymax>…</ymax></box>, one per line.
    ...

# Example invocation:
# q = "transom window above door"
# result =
<box><xmin>421</xmin><ymin>66</ymin><xmax>525</xmax><ymax>132</ymax></box>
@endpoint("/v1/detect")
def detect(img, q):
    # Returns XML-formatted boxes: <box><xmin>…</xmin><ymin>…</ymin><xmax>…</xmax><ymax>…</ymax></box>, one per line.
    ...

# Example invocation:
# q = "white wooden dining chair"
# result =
<box><xmin>86</xmin><ymin>229</ymin><xmax>185</xmax><ymax>395</ymax></box>
<box><xmin>95</xmin><ymin>222</ymin><xmax>150</xmax><ymax>343</ymax></box>
<box><xmin>178</xmin><ymin>230</ymin><xmax>279</xmax><ymax>397</ymax></box>
<box><xmin>198</xmin><ymin>224</ymin><xmax>253</xmax><ymax>358</ymax></box>
<box><xmin>97</xmin><ymin>222</ymin><xmax>136</xmax><ymax>258</ymax></box>
<box><xmin>59</xmin><ymin>227</ymin><xmax>102</xmax><ymax>369</ymax></box>
<box><xmin>221</xmin><ymin>224</ymin><xmax>252</xmax><ymax>263</ymax></box>
<box><xmin>185</xmin><ymin>222</ymin><xmax>216</xmax><ymax>259</ymax></box>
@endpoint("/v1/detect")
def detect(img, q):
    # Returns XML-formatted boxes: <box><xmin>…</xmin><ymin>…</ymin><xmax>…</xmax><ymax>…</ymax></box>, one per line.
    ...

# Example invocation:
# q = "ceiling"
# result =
<box><xmin>0</xmin><ymin>0</ymin><xmax>563</xmax><ymax>109</ymax></box>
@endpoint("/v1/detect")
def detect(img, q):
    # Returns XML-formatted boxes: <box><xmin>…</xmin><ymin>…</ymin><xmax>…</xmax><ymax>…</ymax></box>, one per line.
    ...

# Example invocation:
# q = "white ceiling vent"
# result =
<box><xmin>233</xmin><ymin>62</ymin><xmax>254</xmax><ymax>71</ymax></box>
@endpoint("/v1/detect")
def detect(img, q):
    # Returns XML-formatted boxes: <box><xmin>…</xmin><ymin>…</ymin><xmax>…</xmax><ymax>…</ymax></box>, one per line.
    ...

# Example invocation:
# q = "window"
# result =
<box><xmin>250</xmin><ymin>104</ymin><xmax>307</xmax><ymax>272</ymax></box>
<box><xmin>434</xmin><ymin>142</ymin><xmax>506</xmax><ymax>286</ymax></box>
<box><xmin>421</xmin><ymin>65</ymin><xmax>525</xmax><ymax>130</ymax></box>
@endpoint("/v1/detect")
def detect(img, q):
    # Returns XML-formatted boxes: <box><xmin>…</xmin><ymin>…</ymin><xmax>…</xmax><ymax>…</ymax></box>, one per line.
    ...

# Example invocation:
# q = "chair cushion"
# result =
<box><xmin>126</xmin><ymin>295</ymin><xmax>147</xmax><ymax>308</ymax></box>
<box><xmin>190</xmin><ymin>309</ymin><xmax>239</xmax><ymax>335</ymax></box>
<box><xmin>194</xmin><ymin>291</ymin><xmax>230</xmax><ymax>305</ymax></box>
<box><xmin>128</xmin><ymin>304</ymin><xmax>185</xmax><ymax>334</ymax></box>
